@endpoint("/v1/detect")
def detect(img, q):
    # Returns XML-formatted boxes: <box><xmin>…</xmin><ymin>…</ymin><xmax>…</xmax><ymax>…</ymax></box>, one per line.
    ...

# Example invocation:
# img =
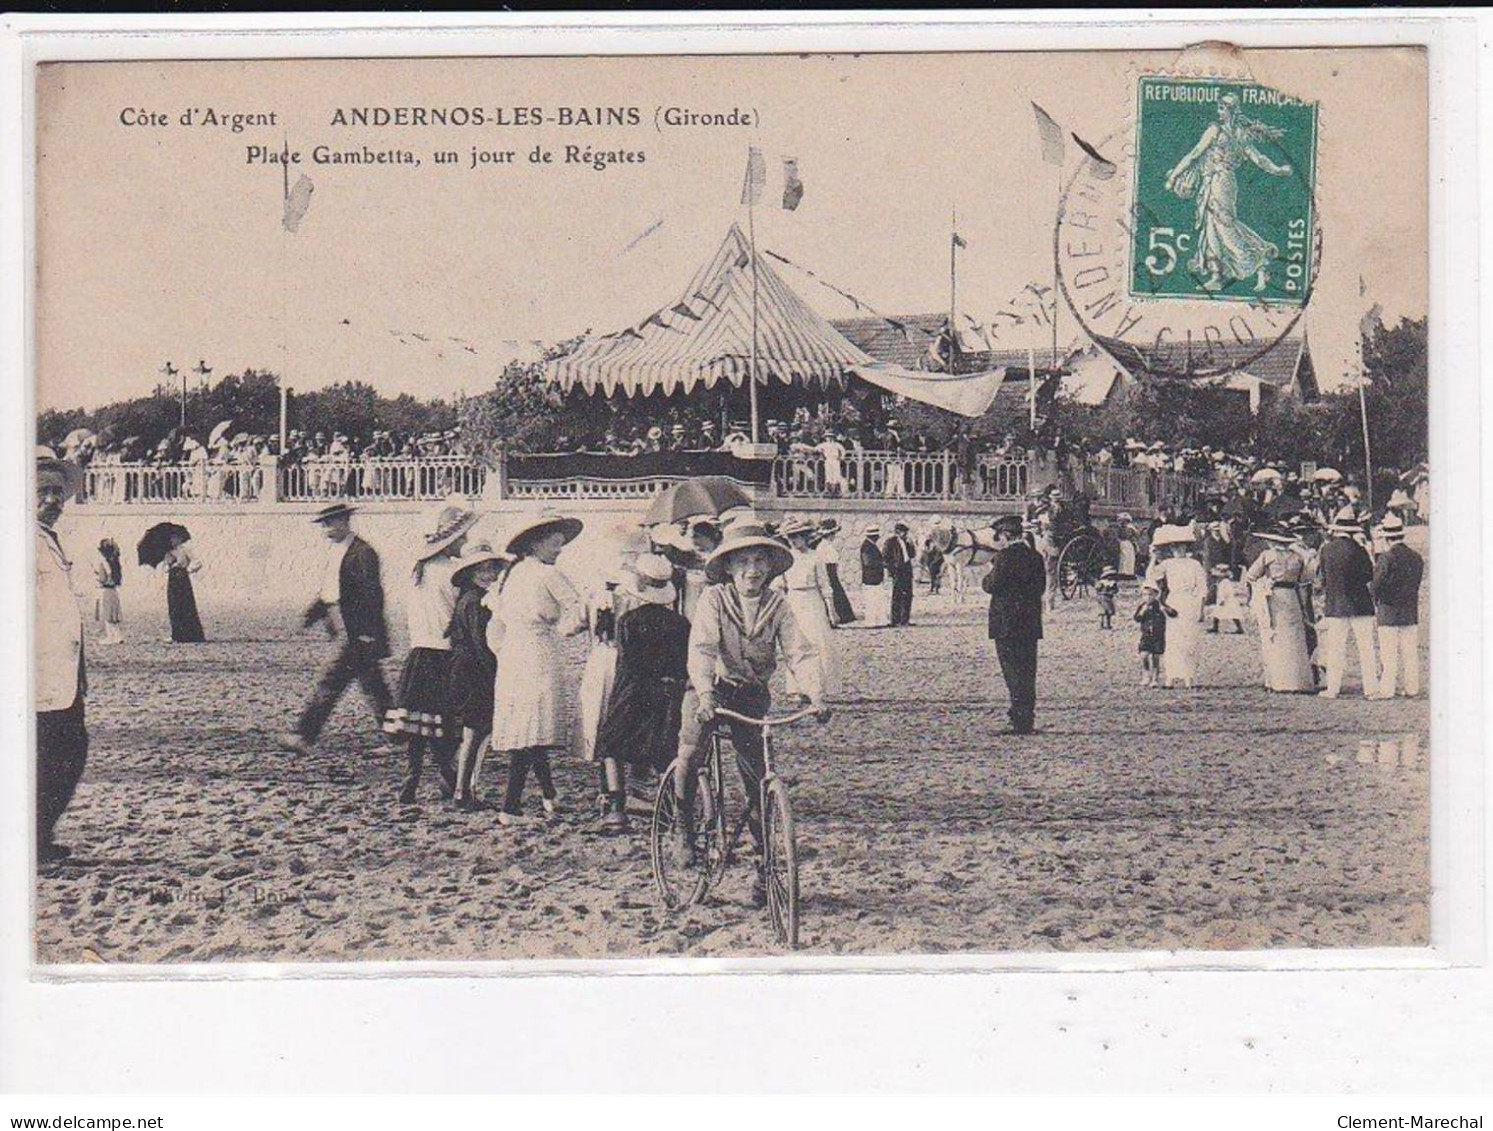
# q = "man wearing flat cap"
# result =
<box><xmin>35</xmin><ymin>450</ymin><xmax>89</xmax><ymax>862</ymax></box>
<box><xmin>982</xmin><ymin>514</ymin><xmax>1047</xmax><ymax>735</ymax></box>
<box><xmin>278</xmin><ymin>502</ymin><xmax>393</xmax><ymax>755</ymax></box>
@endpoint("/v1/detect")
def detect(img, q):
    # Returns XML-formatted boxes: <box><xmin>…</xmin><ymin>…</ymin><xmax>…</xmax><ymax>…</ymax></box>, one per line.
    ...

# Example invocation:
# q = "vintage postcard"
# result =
<box><xmin>29</xmin><ymin>43</ymin><xmax>1433</xmax><ymax>967</ymax></box>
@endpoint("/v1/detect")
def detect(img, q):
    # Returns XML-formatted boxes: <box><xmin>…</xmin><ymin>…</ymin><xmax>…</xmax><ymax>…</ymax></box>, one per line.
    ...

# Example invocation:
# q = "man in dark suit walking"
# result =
<box><xmin>881</xmin><ymin>521</ymin><xmax>917</xmax><ymax>627</ymax></box>
<box><xmin>981</xmin><ymin>515</ymin><xmax>1047</xmax><ymax>735</ymax></box>
<box><xmin>277</xmin><ymin>502</ymin><xmax>393</xmax><ymax>754</ymax></box>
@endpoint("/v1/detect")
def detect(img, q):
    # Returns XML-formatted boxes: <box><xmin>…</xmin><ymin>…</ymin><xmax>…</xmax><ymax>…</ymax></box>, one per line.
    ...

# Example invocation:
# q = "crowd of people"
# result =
<box><xmin>34</xmin><ymin>435</ymin><xmax>1426</xmax><ymax>892</ymax></box>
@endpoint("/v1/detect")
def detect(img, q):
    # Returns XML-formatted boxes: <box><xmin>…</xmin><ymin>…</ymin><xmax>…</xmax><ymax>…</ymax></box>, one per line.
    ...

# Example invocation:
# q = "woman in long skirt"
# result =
<box><xmin>813</xmin><ymin>519</ymin><xmax>857</xmax><ymax>626</ymax></box>
<box><xmin>93</xmin><ymin>537</ymin><xmax>124</xmax><ymax>645</ymax></box>
<box><xmin>161</xmin><ymin>533</ymin><xmax>205</xmax><ymax>643</ymax></box>
<box><xmin>487</xmin><ymin>510</ymin><xmax>585</xmax><ymax>824</ymax></box>
<box><xmin>385</xmin><ymin>499</ymin><xmax>476</xmax><ymax>804</ymax></box>
<box><xmin>593</xmin><ymin>553</ymin><xmax>691</xmax><ymax>829</ymax></box>
<box><xmin>1148</xmin><ymin>526</ymin><xmax>1208</xmax><ymax>689</ymax></box>
<box><xmin>780</xmin><ymin>518</ymin><xmax>839</xmax><ymax>701</ymax></box>
<box><xmin>1245</xmin><ymin>533</ymin><xmax>1315</xmax><ymax>691</ymax></box>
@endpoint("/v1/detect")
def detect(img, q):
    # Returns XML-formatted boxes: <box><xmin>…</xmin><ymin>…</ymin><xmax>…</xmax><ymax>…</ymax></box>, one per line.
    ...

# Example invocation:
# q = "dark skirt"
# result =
<box><xmin>595</xmin><ymin>678</ymin><xmax>685</xmax><ymax>772</ymax></box>
<box><xmin>825</xmin><ymin>563</ymin><xmax>858</xmax><ymax>625</ymax></box>
<box><xmin>445</xmin><ymin>659</ymin><xmax>495</xmax><ymax>736</ymax></box>
<box><xmin>166</xmin><ymin>567</ymin><xmax>205</xmax><ymax>643</ymax></box>
<box><xmin>384</xmin><ymin>647</ymin><xmax>451</xmax><ymax>738</ymax></box>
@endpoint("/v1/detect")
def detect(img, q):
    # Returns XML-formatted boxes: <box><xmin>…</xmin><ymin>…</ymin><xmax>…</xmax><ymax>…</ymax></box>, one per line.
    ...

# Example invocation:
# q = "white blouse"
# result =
<box><xmin>406</xmin><ymin>556</ymin><xmax>458</xmax><ymax>650</ymax></box>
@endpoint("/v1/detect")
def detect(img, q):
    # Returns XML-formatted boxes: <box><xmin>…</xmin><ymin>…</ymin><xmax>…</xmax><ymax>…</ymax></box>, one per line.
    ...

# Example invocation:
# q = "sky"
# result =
<box><xmin>35</xmin><ymin>48</ymin><xmax>1427</xmax><ymax>412</ymax></box>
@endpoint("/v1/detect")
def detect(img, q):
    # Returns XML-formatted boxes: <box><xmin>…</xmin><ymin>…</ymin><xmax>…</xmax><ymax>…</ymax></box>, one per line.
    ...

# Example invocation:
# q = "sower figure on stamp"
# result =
<box><xmin>35</xmin><ymin>448</ymin><xmax>88</xmax><ymax>864</ymax></box>
<box><xmin>277</xmin><ymin>502</ymin><xmax>394</xmax><ymax>756</ymax></box>
<box><xmin>982</xmin><ymin>515</ymin><xmax>1047</xmax><ymax>736</ymax></box>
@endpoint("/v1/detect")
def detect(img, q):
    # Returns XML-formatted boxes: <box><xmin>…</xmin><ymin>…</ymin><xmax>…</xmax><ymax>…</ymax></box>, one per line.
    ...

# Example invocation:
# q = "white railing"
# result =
<box><xmin>277</xmin><ymin>456</ymin><xmax>488</xmax><ymax>502</ymax></box>
<box><xmin>773</xmin><ymin>450</ymin><xmax>957</xmax><ymax>500</ymax></box>
<box><xmin>82</xmin><ymin>461</ymin><xmax>269</xmax><ymax>504</ymax></box>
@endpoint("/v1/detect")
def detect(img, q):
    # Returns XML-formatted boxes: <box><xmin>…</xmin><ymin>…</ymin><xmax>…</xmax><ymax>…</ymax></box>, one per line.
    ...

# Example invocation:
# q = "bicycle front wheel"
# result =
<box><xmin>762</xmin><ymin>777</ymin><xmax>800</xmax><ymax>949</ymax></box>
<box><xmin>650</xmin><ymin>766</ymin><xmax>710</xmax><ymax>910</ymax></box>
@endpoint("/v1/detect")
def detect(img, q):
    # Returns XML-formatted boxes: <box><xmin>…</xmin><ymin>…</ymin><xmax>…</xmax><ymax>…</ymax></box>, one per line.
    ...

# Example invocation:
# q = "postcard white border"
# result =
<box><xmin>0</xmin><ymin>9</ymin><xmax>1486</xmax><ymax>1092</ymax></box>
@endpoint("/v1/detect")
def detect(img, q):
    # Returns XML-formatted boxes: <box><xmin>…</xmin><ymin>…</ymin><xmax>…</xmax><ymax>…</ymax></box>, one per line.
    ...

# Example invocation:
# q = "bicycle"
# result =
<box><xmin>650</xmin><ymin>705</ymin><xmax>819</xmax><ymax>948</ymax></box>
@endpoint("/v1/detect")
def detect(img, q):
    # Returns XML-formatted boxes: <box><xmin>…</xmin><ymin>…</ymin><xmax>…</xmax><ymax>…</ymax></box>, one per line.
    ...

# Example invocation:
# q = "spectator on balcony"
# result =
<box><xmin>816</xmin><ymin>431</ymin><xmax>847</xmax><ymax>497</ymax></box>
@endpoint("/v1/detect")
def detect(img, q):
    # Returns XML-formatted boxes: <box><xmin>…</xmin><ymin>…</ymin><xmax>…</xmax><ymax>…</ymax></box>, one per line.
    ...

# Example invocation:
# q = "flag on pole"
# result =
<box><xmin>1032</xmin><ymin>102</ymin><xmax>1065</xmax><ymax>165</ymax></box>
<box><xmin>743</xmin><ymin>147</ymin><xmax>805</xmax><ymax>211</ymax></box>
<box><xmin>1359</xmin><ymin>302</ymin><xmax>1384</xmax><ymax>343</ymax></box>
<box><xmin>1070</xmin><ymin>133</ymin><xmax>1117</xmax><ymax>180</ymax></box>
<box><xmin>952</xmin><ymin>231</ymin><xmax>967</xmax><ymax>250</ymax></box>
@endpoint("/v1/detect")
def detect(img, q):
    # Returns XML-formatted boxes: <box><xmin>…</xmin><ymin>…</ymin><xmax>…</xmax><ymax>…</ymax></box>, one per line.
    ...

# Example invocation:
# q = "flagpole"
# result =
<box><xmin>1358</xmin><ymin>382</ymin><xmax>1374</xmax><ymax>512</ymax></box>
<box><xmin>949</xmin><ymin>205</ymin><xmax>958</xmax><ymax>373</ymax></box>
<box><xmin>1028</xmin><ymin>344</ymin><xmax>1037</xmax><ymax>432</ymax></box>
<box><xmin>747</xmin><ymin>148</ymin><xmax>761</xmax><ymax>445</ymax></box>
<box><xmin>1052</xmin><ymin>163</ymin><xmax>1061</xmax><ymax>371</ymax></box>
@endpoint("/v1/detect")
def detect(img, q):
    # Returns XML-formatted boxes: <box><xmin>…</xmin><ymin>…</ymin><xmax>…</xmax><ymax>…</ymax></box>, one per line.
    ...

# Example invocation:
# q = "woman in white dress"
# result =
<box><xmin>1244</xmin><ymin>532</ymin><xmax>1315</xmax><ymax>692</ymax></box>
<box><xmin>1147</xmin><ymin>525</ymin><xmax>1208</xmax><ymax>688</ymax></box>
<box><xmin>487</xmin><ymin>510</ymin><xmax>585</xmax><ymax>824</ymax></box>
<box><xmin>779</xmin><ymin>518</ymin><xmax>839</xmax><ymax>701</ymax></box>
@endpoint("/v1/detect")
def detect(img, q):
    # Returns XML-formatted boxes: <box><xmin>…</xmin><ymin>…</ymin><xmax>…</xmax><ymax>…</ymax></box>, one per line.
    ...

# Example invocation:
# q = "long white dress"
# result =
<box><xmin>1150</xmin><ymin>555</ymin><xmax>1208</xmax><ymax>686</ymax></box>
<box><xmin>782</xmin><ymin>549</ymin><xmax>839</xmax><ymax>700</ymax></box>
<box><xmin>486</xmin><ymin>558</ymin><xmax>583</xmax><ymax>750</ymax></box>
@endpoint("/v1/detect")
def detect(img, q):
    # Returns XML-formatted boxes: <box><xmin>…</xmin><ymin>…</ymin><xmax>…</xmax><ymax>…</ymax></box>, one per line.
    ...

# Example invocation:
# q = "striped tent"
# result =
<box><xmin>548</xmin><ymin>224</ymin><xmax>875</xmax><ymax>397</ymax></box>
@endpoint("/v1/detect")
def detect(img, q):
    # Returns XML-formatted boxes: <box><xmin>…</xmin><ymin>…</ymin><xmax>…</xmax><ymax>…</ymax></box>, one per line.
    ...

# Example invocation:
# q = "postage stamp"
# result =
<box><xmin>1130</xmin><ymin>76</ymin><xmax>1318</xmax><ymax>305</ymax></box>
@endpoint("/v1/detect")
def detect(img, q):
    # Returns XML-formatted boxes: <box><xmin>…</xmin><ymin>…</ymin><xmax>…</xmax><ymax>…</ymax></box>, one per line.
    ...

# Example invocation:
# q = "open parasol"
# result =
<box><xmin>208</xmin><ymin>419</ymin><xmax>234</xmax><ymax>447</ymax></box>
<box><xmin>1249</xmin><ymin>467</ymin><xmax>1283</xmax><ymax>486</ymax></box>
<box><xmin>1311</xmin><ymin>467</ymin><xmax>1342</xmax><ymax>483</ymax></box>
<box><xmin>137</xmin><ymin>522</ymin><xmax>191</xmax><ymax>568</ymax></box>
<box><xmin>643</xmin><ymin>476</ymin><xmax>752</xmax><ymax>526</ymax></box>
<box><xmin>62</xmin><ymin>427</ymin><xmax>95</xmax><ymax>449</ymax></box>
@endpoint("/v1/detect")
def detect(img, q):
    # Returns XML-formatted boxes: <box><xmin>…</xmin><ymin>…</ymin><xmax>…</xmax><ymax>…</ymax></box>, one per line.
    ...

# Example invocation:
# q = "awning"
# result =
<box><xmin>548</xmin><ymin>224</ymin><xmax>874</xmax><ymax>397</ymax></box>
<box><xmin>851</xmin><ymin>363</ymin><xmax>1006</xmax><ymax>418</ymax></box>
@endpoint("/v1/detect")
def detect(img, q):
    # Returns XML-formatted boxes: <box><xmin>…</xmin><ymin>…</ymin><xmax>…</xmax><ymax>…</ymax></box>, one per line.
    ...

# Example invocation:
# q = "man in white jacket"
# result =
<box><xmin>35</xmin><ymin>450</ymin><xmax>88</xmax><ymax>863</ymax></box>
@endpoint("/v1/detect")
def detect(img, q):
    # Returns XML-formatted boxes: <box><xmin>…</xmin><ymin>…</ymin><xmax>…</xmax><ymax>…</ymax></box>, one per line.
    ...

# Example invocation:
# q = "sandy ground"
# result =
<box><xmin>35</xmin><ymin>585</ymin><xmax>1429</xmax><ymax>963</ymax></box>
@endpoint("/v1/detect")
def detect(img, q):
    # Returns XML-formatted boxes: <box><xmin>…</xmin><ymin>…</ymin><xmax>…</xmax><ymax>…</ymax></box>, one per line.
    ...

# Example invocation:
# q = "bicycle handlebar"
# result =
<box><xmin>714</xmin><ymin>706</ymin><xmax>820</xmax><ymax>727</ymax></box>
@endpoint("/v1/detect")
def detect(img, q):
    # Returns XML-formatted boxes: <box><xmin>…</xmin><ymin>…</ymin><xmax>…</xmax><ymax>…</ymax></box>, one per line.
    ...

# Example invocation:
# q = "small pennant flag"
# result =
<box><xmin>952</xmin><ymin>231</ymin><xmax>968</xmax><ymax>250</ymax></box>
<box><xmin>1359</xmin><ymin>302</ymin><xmax>1384</xmax><ymax>340</ymax></box>
<box><xmin>782</xmin><ymin>157</ymin><xmax>804</xmax><ymax>211</ymax></box>
<box><xmin>1032</xmin><ymin>102</ymin><xmax>1065</xmax><ymax>165</ymax></box>
<box><xmin>1359</xmin><ymin>274</ymin><xmax>1368</xmax><ymax>298</ymax></box>
<box><xmin>282</xmin><ymin>174</ymin><xmax>314</xmax><ymax>232</ymax></box>
<box><xmin>741</xmin><ymin>147</ymin><xmax>768</xmax><ymax>206</ymax></box>
<box><xmin>670</xmin><ymin>302</ymin><xmax>702</xmax><ymax>321</ymax></box>
<box><xmin>1071</xmin><ymin>133</ymin><xmax>1117</xmax><ymax>180</ymax></box>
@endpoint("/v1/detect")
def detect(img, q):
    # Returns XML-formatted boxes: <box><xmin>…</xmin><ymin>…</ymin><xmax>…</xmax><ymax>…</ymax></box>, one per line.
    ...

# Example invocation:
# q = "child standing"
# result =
<box><xmin>386</xmin><ymin>499</ymin><xmax>476</xmax><ymax>804</ymax></box>
<box><xmin>1095</xmin><ymin>567</ymin><xmax>1119</xmax><ymax>630</ymax></box>
<box><xmin>1206</xmin><ymin>563</ymin><xmax>1249</xmax><ymax>634</ymax></box>
<box><xmin>487</xmin><ymin>509</ymin><xmax>586</xmax><ymax>825</ymax></box>
<box><xmin>1134</xmin><ymin>578</ymin><xmax>1177</xmax><ymax>687</ymax></box>
<box><xmin>93</xmin><ymin>537</ymin><xmax>125</xmax><ymax>645</ymax></box>
<box><xmin>674</xmin><ymin>524</ymin><xmax>826</xmax><ymax>903</ymax></box>
<box><xmin>445</xmin><ymin>541</ymin><xmax>511</xmax><ymax>810</ymax></box>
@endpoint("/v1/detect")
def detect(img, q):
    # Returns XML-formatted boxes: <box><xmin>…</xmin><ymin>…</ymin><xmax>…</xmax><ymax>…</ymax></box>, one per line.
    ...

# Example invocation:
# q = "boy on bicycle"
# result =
<box><xmin>675</xmin><ymin>522</ymin><xmax>827</xmax><ymax>900</ymax></box>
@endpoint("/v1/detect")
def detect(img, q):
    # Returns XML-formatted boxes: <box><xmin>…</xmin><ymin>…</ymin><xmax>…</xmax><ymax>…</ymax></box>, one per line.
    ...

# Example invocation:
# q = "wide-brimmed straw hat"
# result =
<box><xmin>1252</xmin><ymin>529</ymin><xmax>1296</xmax><ymax>545</ymax></box>
<box><xmin>452</xmin><ymin>540</ymin><xmax>513</xmax><ymax>587</ymax></box>
<box><xmin>863</xmin><ymin>524</ymin><xmax>881</xmax><ymax>538</ymax></box>
<box><xmin>1151</xmin><ymin>524</ymin><xmax>1195</xmax><ymax>548</ymax></box>
<box><xmin>1377</xmin><ymin>514</ymin><xmax>1406</xmax><ymax>542</ymax></box>
<box><xmin>627</xmin><ymin>552</ymin><xmax>678</xmax><ymax>606</ymax></box>
<box><xmin>778</xmin><ymin>516</ymin><xmax>817</xmax><ymax>541</ymax></box>
<box><xmin>417</xmin><ymin>498</ymin><xmax>480</xmax><ymax>560</ymax></box>
<box><xmin>1210</xmin><ymin>564</ymin><xmax>1233</xmax><ymax>577</ymax></box>
<box><xmin>504</xmin><ymin>509</ymin><xmax>584</xmax><ymax>557</ymax></box>
<box><xmin>311</xmin><ymin>501</ymin><xmax>356</xmax><ymax>525</ymax></box>
<box><xmin>1329</xmin><ymin>506</ymin><xmax>1365</xmax><ymax>535</ymax></box>
<box><xmin>704</xmin><ymin>523</ymin><xmax>793</xmax><ymax>585</ymax></box>
<box><xmin>35</xmin><ymin>446</ymin><xmax>83</xmax><ymax>496</ymax></box>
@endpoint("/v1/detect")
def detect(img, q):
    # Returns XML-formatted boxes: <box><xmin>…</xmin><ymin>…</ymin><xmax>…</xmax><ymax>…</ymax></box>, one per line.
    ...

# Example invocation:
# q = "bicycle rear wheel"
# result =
<box><xmin>762</xmin><ymin>777</ymin><xmax>800</xmax><ymax>948</ymax></box>
<box><xmin>650</xmin><ymin>765</ymin><xmax>710</xmax><ymax>910</ymax></box>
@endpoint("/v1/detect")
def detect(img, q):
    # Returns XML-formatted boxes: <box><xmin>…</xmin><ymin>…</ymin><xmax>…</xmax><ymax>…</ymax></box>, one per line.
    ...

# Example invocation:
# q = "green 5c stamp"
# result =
<box><xmin>1131</xmin><ymin>76</ymin><xmax>1317</xmax><ymax>304</ymax></box>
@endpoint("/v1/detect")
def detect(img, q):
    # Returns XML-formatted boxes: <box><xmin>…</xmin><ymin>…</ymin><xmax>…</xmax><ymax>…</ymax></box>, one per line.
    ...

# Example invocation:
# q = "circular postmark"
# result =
<box><xmin>1057</xmin><ymin>71</ymin><xmax>1323</xmax><ymax>381</ymax></box>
